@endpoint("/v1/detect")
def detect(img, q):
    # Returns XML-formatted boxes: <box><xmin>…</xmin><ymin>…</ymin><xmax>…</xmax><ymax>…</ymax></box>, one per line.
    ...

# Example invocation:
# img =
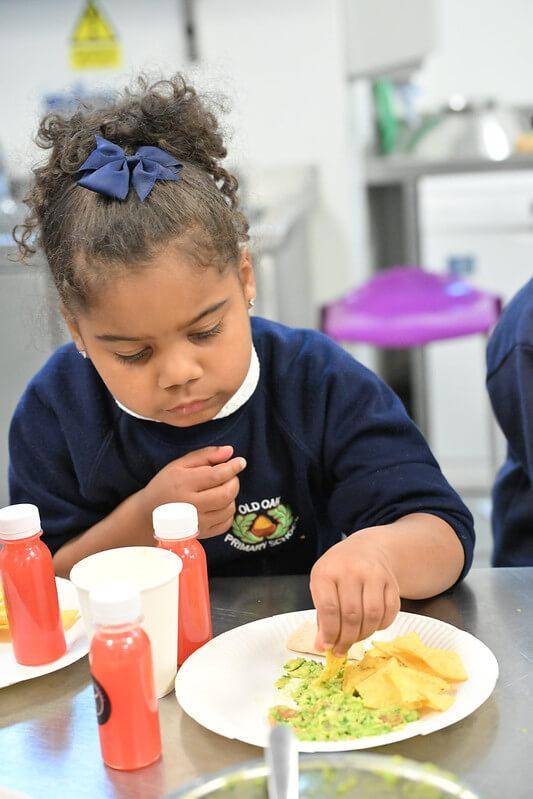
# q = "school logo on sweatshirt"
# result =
<box><xmin>225</xmin><ymin>497</ymin><xmax>297</xmax><ymax>552</ymax></box>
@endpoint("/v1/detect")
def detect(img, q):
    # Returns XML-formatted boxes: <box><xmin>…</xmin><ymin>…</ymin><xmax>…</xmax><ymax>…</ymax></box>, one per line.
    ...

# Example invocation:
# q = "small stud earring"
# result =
<box><xmin>248</xmin><ymin>297</ymin><xmax>256</xmax><ymax>308</ymax></box>
<box><xmin>79</xmin><ymin>350</ymin><xmax>87</xmax><ymax>359</ymax></box>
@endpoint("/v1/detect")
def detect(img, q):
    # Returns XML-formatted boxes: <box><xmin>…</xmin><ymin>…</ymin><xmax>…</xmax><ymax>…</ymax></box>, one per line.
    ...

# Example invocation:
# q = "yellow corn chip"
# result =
<box><xmin>355</xmin><ymin>658</ymin><xmax>404</xmax><ymax>708</ymax></box>
<box><xmin>0</xmin><ymin>607</ymin><xmax>80</xmax><ymax>644</ymax></box>
<box><xmin>357</xmin><ymin>650</ymin><xmax>390</xmax><ymax>669</ymax></box>
<box><xmin>60</xmin><ymin>610</ymin><xmax>81</xmax><ymax>631</ymax></box>
<box><xmin>387</xmin><ymin>632</ymin><xmax>468</xmax><ymax>683</ymax></box>
<box><xmin>0</xmin><ymin>590</ymin><xmax>7</xmax><ymax>627</ymax></box>
<box><xmin>317</xmin><ymin>649</ymin><xmax>347</xmax><ymax>683</ymax></box>
<box><xmin>386</xmin><ymin>659</ymin><xmax>454</xmax><ymax>711</ymax></box>
<box><xmin>343</xmin><ymin>663</ymin><xmax>380</xmax><ymax>694</ymax></box>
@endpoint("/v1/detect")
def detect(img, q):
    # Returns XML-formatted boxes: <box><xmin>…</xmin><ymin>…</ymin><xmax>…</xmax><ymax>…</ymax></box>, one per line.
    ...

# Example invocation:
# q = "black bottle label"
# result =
<box><xmin>91</xmin><ymin>675</ymin><xmax>111</xmax><ymax>725</ymax></box>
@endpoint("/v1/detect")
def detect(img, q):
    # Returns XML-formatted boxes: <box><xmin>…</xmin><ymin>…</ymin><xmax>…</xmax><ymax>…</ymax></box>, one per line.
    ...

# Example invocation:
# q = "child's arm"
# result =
<box><xmin>287</xmin><ymin>335</ymin><xmax>475</xmax><ymax>657</ymax></box>
<box><xmin>311</xmin><ymin>512</ymin><xmax>464</xmax><ymax>655</ymax></box>
<box><xmin>52</xmin><ymin>489</ymin><xmax>154</xmax><ymax>577</ymax></box>
<box><xmin>52</xmin><ymin>452</ymin><xmax>243</xmax><ymax>574</ymax></box>
<box><xmin>9</xmin><ymin>386</ymin><xmax>245</xmax><ymax>577</ymax></box>
<box><xmin>52</xmin><ymin>445</ymin><xmax>246</xmax><ymax>577</ymax></box>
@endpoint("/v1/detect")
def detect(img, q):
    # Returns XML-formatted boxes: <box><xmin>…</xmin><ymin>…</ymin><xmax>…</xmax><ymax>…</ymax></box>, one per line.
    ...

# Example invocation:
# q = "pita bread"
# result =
<box><xmin>287</xmin><ymin>620</ymin><xmax>365</xmax><ymax>660</ymax></box>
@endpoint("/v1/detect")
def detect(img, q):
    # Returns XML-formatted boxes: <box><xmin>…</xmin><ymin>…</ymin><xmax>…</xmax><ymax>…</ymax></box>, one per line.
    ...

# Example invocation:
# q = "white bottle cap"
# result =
<box><xmin>89</xmin><ymin>583</ymin><xmax>142</xmax><ymax>626</ymax></box>
<box><xmin>153</xmin><ymin>502</ymin><xmax>199</xmax><ymax>540</ymax></box>
<box><xmin>0</xmin><ymin>504</ymin><xmax>41</xmax><ymax>540</ymax></box>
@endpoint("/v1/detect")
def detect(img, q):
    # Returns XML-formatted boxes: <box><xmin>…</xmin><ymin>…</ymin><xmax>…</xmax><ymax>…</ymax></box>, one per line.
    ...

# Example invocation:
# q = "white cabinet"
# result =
<box><xmin>419</xmin><ymin>171</ymin><xmax>533</xmax><ymax>490</ymax></box>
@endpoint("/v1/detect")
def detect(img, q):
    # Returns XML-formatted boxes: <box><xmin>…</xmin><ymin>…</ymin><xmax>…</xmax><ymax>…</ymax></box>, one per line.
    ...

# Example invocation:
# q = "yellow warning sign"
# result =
<box><xmin>70</xmin><ymin>0</ymin><xmax>122</xmax><ymax>71</ymax></box>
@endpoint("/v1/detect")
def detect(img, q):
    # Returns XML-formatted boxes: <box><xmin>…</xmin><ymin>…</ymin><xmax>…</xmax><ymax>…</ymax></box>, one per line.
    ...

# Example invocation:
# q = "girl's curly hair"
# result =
<box><xmin>14</xmin><ymin>74</ymin><xmax>249</xmax><ymax>311</ymax></box>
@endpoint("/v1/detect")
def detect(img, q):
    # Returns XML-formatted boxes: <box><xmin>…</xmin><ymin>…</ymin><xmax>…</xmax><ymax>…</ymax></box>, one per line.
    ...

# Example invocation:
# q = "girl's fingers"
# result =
<box><xmin>190</xmin><ymin>458</ymin><xmax>246</xmax><ymax>492</ymax></box>
<box><xmin>310</xmin><ymin>574</ymin><xmax>341</xmax><ymax>651</ymax></box>
<box><xmin>199</xmin><ymin>512</ymin><xmax>236</xmax><ymax>539</ymax></box>
<box><xmin>179</xmin><ymin>445</ymin><xmax>234</xmax><ymax>469</ymax></box>
<box><xmin>203</xmin><ymin>503</ymin><xmax>236</xmax><ymax>530</ymax></box>
<box><xmin>194</xmin><ymin>476</ymin><xmax>241</xmax><ymax>513</ymax></box>
<box><xmin>380</xmin><ymin>582</ymin><xmax>401</xmax><ymax>631</ymax></box>
<box><xmin>358</xmin><ymin>581</ymin><xmax>387</xmax><ymax>643</ymax></box>
<box><xmin>334</xmin><ymin>578</ymin><xmax>363</xmax><ymax>655</ymax></box>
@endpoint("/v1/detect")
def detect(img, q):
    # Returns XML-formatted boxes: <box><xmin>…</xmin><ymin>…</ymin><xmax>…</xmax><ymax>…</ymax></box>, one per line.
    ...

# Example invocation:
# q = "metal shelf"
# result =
<box><xmin>365</xmin><ymin>154</ymin><xmax>533</xmax><ymax>186</ymax></box>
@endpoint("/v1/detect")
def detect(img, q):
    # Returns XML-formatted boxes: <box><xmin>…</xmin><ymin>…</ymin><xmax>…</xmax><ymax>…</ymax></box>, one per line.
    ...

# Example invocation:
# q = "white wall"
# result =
<box><xmin>0</xmin><ymin>0</ymin><xmax>187</xmax><ymax>175</ymax></box>
<box><xmin>0</xmin><ymin>0</ymin><xmax>361</xmax><ymax>305</ymax></box>
<box><xmin>192</xmin><ymin>0</ymin><xmax>359</xmax><ymax>304</ymax></box>
<box><xmin>417</xmin><ymin>0</ymin><xmax>533</xmax><ymax>107</ymax></box>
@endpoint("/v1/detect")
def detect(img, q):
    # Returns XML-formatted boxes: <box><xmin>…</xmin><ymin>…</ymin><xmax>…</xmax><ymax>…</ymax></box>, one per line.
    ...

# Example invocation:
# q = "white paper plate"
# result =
<box><xmin>1</xmin><ymin>577</ymin><xmax>89</xmax><ymax>688</ymax></box>
<box><xmin>175</xmin><ymin>609</ymin><xmax>499</xmax><ymax>751</ymax></box>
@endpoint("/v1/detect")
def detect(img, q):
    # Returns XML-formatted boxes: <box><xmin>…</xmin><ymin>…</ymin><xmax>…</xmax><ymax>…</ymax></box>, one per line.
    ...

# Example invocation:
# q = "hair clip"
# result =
<box><xmin>77</xmin><ymin>135</ymin><xmax>182</xmax><ymax>201</ymax></box>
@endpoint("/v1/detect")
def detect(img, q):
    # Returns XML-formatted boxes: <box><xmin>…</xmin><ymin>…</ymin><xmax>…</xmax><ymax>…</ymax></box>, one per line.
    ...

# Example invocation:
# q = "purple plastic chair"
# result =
<box><xmin>322</xmin><ymin>266</ymin><xmax>502</xmax><ymax>472</ymax></box>
<box><xmin>321</xmin><ymin>266</ymin><xmax>501</xmax><ymax>348</ymax></box>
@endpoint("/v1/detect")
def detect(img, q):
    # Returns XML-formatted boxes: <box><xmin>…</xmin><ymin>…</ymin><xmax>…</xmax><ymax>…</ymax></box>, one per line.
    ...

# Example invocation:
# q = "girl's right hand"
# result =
<box><xmin>140</xmin><ymin>445</ymin><xmax>246</xmax><ymax>538</ymax></box>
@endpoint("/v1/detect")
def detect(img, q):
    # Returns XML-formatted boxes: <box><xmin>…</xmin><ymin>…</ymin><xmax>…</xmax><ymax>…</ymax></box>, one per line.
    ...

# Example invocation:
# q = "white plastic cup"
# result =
<box><xmin>70</xmin><ymin>546</ymin><xmax>181</xmax><ymax>698</ymax></box>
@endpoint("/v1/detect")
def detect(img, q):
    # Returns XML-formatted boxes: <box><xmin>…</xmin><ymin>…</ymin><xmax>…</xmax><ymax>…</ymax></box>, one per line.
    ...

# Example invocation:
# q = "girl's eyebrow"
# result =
<box><xmin>95</xmin><ymin>299</ymin><xmax>228</xmax><ymax>342</ymax></box>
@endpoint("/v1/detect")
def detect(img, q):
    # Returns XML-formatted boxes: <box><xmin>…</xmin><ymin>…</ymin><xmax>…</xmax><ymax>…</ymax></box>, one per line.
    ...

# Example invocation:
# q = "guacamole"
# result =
<box><xmin>269</xmin><ymin>658</ymin><xmax>419</xmax><ymax>742</ymax></box>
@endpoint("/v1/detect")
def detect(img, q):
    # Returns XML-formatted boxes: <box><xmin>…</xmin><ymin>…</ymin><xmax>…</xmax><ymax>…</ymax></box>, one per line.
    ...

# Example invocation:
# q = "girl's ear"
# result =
<box><xmin>60</xmin><ymin>304</ymin><xmax>85</xmax><ymax>353</ymax></box>
<box><xmin>238</xmin><ymin>247</ymin><xmax>256</xmax><ymax>305</ymax></box>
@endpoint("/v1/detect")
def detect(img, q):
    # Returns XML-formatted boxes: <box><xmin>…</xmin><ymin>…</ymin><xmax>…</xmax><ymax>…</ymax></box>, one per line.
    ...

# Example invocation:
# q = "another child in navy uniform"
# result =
<box><xmin>10</xmin><ymin>75</ymin><xmax>474</xmax><ymax>654</ymax></box>
<box><xmin>487</xmin><ymin>277</ymin><xmax>533</xmax><ymax>565</ymax></box>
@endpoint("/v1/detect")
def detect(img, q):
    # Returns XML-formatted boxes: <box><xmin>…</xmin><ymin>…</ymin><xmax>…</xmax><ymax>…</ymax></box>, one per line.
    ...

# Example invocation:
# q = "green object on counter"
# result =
<box><xmin>404</xmin><ymin>113</ymin><xmax>445</xmax><ymax>154</ymax></box>
<box><xmin>373</xmin><ymin>80</ymin><xmax>399</xmax><ymax>155</ymax></box>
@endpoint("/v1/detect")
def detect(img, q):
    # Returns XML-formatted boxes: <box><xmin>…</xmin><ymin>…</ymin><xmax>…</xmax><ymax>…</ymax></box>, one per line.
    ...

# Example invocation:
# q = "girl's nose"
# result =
<box><xmin>157</xmin><ymin>349</ymin><xmax>203</xmax><ymax>390</ymax></box>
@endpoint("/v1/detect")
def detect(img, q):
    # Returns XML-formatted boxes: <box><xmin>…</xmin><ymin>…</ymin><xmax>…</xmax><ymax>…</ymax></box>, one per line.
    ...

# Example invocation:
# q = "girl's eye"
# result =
<box><xmin>190</xmin><ymin>321</ymin><xmax>224</xmax><ymax>343</ymax></box>
<box><xmin>115</xmin><ymin>348</ymin><xmax>151</xmax><ymax>365</ymax></box>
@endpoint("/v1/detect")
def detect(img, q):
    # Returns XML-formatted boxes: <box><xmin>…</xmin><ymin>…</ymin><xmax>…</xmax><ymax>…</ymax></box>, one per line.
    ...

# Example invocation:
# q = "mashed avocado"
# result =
<box><xmin>269</xmin><ymin>658</ymin><xmax>419</xmax><ymax>742</ymax></box>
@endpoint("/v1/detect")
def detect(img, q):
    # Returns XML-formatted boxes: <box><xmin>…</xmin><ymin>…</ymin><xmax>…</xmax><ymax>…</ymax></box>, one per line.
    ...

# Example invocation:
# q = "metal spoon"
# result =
<box><xmin>266</xmin><ymin>725</ymin><xmax>299</xmax><ymax>799</ymax></box>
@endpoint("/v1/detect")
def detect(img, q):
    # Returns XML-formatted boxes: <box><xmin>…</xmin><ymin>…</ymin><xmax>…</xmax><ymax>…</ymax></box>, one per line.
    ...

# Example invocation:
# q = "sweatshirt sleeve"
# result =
<box><xmin>487</xmin><ymin>343</ymin><xmax>533</xmax><ymax>479</ymax></box>
<box><xmin>321</xmin><ymin>352</ymin><xmax>475</xmax><ymax>581</ymax></box>
<box><xmin>8</xmin><ymin>386</ymin><xmax>109</xmax><ymax>556</ymax></box>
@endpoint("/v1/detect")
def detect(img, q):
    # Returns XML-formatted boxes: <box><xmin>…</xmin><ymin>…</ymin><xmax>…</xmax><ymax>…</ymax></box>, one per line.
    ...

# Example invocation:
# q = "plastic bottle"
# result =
<box><xmin>0</xmin><ymin>503</ymin><xmax>66</xmax><ymax>665</ymax></box>
<box><xmin>89</xmin><ymin>583</ymin><xmax>161</xmax><ymax>771</ymax></box>
<box><xmin>153</xmin><ymin>503</ymin><xmax>212</xmax><ymax>666</ymax></box>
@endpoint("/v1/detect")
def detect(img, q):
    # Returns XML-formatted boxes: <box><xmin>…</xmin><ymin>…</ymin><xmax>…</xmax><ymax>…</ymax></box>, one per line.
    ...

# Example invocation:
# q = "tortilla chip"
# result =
<box><xmin>315</xmin><ymin>649</ymin><xmax>347</xmax><ymax>684</ymax></box>
<box><xmin>374</xmin><ymin>632</ymin><xmax>467</xmax><ymax>683</ymax></box>
<box><xmin>386</xmin><ymin>659</ymin><xmax>454</xmax><ymax>711</ymax></box>
<box><xmin>286</xmin><ymin>624</ymin><xmax>466</xmax><ymax>717</ymax></box>
<box><xmin>0</xmin><ymin>609</ymin><xmax>80</xmax><ymax>644</ymax></box>
<box><xmin>355</xmin><ymin>658</ymin><xmax>404</xmax><ymax>708</ymax></box>
<box><xmin>60</xmin><ymin>610</ymin><xmax>81</xmax><ymax>631</ymax></box>
<box><xmin>0</xmin><ymin>593</ymin><xmax>7</xmax><ymax>627</ymax></box>
<box><xmin>287</xmin><ymin>621</ymin><xmax>365</xmax><ymax>660</ymax></box>
<box><xmin>371</xmin><ymin>641</ymin><xmax>434</xmax><ymax>675</ymax></box>
<box><xmin>343</xmin><ymin>662</ymin><xmax>380</xmax><ymax>694</ymax></box>
<box><xmin>370</xmin><ymin>640</ymin><xmax>398</xmax><ymax>658</ymax></box>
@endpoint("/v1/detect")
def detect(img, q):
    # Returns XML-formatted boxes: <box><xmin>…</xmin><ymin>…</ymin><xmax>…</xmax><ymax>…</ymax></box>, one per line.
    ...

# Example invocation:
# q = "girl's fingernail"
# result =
<box><xmin>238</xmin><ymin>458</ymin><xmax>247</xmax><ymax>469</ymax></box>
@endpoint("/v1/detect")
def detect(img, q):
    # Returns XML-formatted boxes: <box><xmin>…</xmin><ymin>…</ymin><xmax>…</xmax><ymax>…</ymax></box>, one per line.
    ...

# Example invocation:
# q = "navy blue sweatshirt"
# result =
<box><xmin>487</xmin><ymin>278</ymin><xmax>533</xmax><ymax>566</ymax></box>
<box><xmin>9</xmin><ymin>317</ymin><xmax>474</xmax><ymax>578</ymax></box>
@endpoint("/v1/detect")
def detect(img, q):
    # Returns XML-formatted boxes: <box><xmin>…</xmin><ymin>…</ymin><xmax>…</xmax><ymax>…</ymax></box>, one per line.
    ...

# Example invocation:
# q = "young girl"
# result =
<box><xmin>10</xmin><ymin>75</ymin><xmax>474</xmax><ymax>655</ymax></box>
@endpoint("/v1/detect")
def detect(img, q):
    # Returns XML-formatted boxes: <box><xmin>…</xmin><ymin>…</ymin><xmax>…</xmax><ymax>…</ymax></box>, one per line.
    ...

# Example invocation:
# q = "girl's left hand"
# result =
<box><xmin>310</xmin><ymin>533</ymin><xmax>401</xmax><ymax>656</ymax></box>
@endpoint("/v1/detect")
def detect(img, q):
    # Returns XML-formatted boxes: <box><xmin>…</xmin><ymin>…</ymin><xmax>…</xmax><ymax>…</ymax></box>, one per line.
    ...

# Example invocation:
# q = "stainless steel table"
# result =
<box><xmin>1</xmin><ymin>567</ymin><xmax>532</xmax><ymax>798</ymax></box>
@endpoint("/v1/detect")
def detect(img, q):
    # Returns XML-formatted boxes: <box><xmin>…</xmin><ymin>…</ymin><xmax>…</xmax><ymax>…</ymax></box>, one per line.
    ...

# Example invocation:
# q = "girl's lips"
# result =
<box><xmin>164</xmin><ymin>398</ymin><xmax>212</xmax><ymax>416</ymax></box>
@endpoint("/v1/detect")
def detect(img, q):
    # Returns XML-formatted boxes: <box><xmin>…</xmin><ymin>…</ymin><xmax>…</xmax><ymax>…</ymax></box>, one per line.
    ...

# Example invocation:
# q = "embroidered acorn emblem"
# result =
<box><xmin>251</xmin><ymin>514</ymin><xmax>277</xmax><ymax>538</ymax></box>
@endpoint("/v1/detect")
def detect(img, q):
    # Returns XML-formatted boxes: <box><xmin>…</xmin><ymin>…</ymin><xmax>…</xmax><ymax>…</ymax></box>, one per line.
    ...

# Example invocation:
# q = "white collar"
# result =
<box><xmin>114</xmin><ymin>345</ymin><xmax>260</xmax><ymax>423</ymax></box>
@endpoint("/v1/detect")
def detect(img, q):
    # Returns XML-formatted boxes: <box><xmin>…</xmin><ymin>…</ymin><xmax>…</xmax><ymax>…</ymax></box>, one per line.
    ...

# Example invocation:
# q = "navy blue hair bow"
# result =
<box><xmin>77</xmin><ymin>135</ymin><xmax>182</xmax><ymax>201</ymax></box>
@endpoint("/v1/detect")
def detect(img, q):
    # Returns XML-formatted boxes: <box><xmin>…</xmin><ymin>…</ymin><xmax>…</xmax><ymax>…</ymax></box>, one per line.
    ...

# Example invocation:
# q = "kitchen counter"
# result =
<box><xmin>1</xmin><ymin>567</ymin><xmax>531</xmax><ymax>798</ymax></box>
